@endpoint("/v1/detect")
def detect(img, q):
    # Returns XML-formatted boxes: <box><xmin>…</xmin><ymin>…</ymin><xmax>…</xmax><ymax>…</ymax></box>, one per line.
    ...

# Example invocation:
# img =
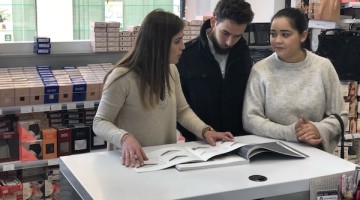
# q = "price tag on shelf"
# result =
<box><xmin>3</xmin><ymin>164</ymin><xmax>15</xmax><ymax>171</ymax></box>
<box><xmin>50</xmin><ymin>104</ymin><xmax>62</xmax><ymax>111</ymax></box>
<box><xmin>84</xmin><ymin>101</ymin><xmax>94</xmax><ymax>108</ymax></box>
<box><xmin>20</xmin><ymin>106</ymin><xmax>33</xmax><ymax>113</ymax></box>
<box><xmin>67</xmin><ymin>103</ymin><xmax>77</xmax><ymax>110</ymax></box>
<box><xmin>33</xmin><ymin>105</ymin><xmax>51</xmax><ymax>112</ymax></box>
<box><xmin>48</xmin><ymin>159</ymin><xmax>59</xmax><ymax>166</ymax></box>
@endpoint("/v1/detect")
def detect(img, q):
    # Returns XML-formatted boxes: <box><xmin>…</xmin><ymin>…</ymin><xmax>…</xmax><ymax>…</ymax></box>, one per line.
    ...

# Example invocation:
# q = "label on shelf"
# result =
<box><xmin>48</xmin><ymin>158</ymin><xmax>59</xmax><ymax>166</ymax></box>
<box><xmin>3</xmin><ymin>164</ymin><xmax>15</xmax><ymax>171</ymax></box>
<box><xmin>33</xmin><ymin>105</ymin><xmax>51</xmax><ymax>112</ymax></box>
<box><xmin>20</xmin><ymin>106</ymin><xmax>33</xmax><ymax>113</ymax></box>
<box><xmin>67</xmin><ymin>103</ymin><xmax>77</xmax><ymax>110</ymax></box>
<box><xmin>50</xmin><ymin>104</ymin><xmax>62</xmax><ymax>111</ymax></box>
<box><xmin>84</xmin><ymin>101</ymin><xmax>95</xmax><ymax>108</ymax></box>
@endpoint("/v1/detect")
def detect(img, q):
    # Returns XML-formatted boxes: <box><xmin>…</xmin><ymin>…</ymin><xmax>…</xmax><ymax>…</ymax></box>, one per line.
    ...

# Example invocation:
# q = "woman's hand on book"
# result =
<box><xmin>121</xmin><ymin>134</ymin><xmax>148</xmax><ymax>168</ymax></box>
<box><xmin>204</xmin><ymin>131</ymin><xmax>234</xmax><ymax>146</ymax></box>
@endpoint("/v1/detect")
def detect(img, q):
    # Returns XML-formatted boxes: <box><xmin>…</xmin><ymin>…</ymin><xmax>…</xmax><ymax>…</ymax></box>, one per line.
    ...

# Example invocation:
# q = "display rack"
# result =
<box><xmin>0</xmin><ymin>158</ymin><xmax>59</xmax><ymax>172</ymax></box>
<box><xmin>0</xmin><ymin>100</ymin><xmax>102</xmax><ymax>172</ymax></box>
<box><xmin>0</xmin><ymin>100</ymin><xmax>100</xmax><ymax>116</ymax></box>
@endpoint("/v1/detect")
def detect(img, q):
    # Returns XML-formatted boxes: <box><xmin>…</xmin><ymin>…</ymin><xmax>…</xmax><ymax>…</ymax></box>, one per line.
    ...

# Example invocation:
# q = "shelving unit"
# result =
<box><xmin>0</xmin><ymin>100</ymin><xmax>99</xmax><ymax>116</ymax></box>
<box><xmin>342</xmin><ymin>2</ymin><xmax>360</xmax><ymax>9</ymax></box>
<box><xmin>0</xmin><ymin>158</ymin><xmax>59</xmax><ymax>172</ymax></box>
<box><xmin>0</xmin><ymin>100</ymin><xmax>102</xmax><ymax>172</ymax></box>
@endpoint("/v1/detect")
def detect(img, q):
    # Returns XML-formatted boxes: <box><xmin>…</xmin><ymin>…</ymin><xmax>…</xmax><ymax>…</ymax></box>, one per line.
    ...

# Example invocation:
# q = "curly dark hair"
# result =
<box><xmin>213</xmin><ymin>0</ymin><xmax>254</xmax><ymax>24</ymax></box>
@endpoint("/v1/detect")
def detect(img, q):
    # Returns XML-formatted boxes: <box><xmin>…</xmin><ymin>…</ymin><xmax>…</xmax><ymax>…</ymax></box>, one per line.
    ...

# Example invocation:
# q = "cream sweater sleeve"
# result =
<box><xmin>93</xmin><ymin>68</ymin><xmax>129</xmax><ymax>149</ymax></box>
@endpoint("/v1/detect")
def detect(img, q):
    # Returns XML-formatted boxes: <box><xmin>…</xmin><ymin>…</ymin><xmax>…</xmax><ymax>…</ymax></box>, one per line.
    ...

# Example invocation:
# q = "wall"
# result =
<box><xmin>184</xmin><ymin>0</ymin><xmax>285</xmax><ymax>22</ymax></box>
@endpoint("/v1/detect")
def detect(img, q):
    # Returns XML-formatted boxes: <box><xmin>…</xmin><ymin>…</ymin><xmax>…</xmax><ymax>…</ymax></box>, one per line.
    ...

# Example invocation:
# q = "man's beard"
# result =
<box><xmin>209</xmin><ymin>29</ymin><xmax>230</xmax><ymax>55</ymax></box>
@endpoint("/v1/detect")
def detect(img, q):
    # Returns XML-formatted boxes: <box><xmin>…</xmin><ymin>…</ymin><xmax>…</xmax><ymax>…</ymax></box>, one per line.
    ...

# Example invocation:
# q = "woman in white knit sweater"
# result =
<box><xmin>93</xmin><ymin>10</ymin><xmax>233</xmax><ymax>168</ymax></box>
<box><xmin>242</xmin><ymin>8</ymin><xmax>347</xmax><ymax>153</ymax></box>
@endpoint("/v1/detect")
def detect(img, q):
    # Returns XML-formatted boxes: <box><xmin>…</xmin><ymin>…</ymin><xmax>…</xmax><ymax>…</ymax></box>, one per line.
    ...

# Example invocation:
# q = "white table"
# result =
<box><xmin>59</xmin><ymin>135</ymin><xmax>357</xmax><ymax>200</ymax></box>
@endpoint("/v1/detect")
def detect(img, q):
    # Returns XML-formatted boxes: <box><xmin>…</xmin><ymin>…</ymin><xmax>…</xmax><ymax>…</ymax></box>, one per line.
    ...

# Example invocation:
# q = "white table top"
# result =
<box><xmin>60</xmin><ymin>135</ymin><xmax>357</xmax><ymax>200</ymax></box>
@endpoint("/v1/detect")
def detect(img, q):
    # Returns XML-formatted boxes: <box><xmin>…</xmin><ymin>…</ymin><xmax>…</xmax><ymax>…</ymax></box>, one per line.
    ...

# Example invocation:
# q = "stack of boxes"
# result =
<box><xmin>34</xmin><ymin>37</ymin><xmax>51</xmax><ymax>54</ymax></box>
<box><xmin>0</xmin><ymin>63</ymin><xmax>111</xmax><ymax>108</ymax></box>
<box><xmin>37</xmin><ymin>66</ymin><xmax>59</xmax><ymax>104</ymax></box>
<box><xmin>123</xmin><ymin>25</ymin><xmax>140</xmax><ymax>50</ymax></box>
<box><xmin>78</xmin><ymin>66</ymin><xmax>101</xmax><ymax>101</ymax></box>
<box><xmin>119</xmin><ymin>30</ymin><xmax>132</xmax><ymax>51</ymax></box>
<box><xmin>90</xmin><ymin>21</ymin><xmax>108</xmax><ymax>52</ymax></box>
<box><xmin>183</xmin><ymin>20</ymin><xmax>202</xmax><ymax>43</ymax></box>
<box><xmin>0</xmin><ymin>67</ymin><xmax>45</xmax><ymax>107</ymax></box>
<box><xmin>90</xmin><ymin>21</ymin><xmax>121</xmax><ymax>52</ymax></box>
<box><xmin>107</xmin><ymin>22</ymin><xmax>121</xmax><ymax>52</ymax></box>
<box><xmin>0</xmin><ymin>63</ymin><xmax>112</xmax><ymax>164</ymax></box>
<box><xmin>337</xmin><ymin>80</ymin><xmax>360</xmax><ymax>163</ymax></box>
<box><xmin>63</xmin><ymin>66</ymin><xmax>87</xmax><ymax>102</ymax></box>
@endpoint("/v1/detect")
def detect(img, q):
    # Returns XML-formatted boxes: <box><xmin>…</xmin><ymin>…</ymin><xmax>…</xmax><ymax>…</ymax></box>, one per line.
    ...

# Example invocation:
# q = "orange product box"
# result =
<box><xmin>42</xmin><ymin>128</ymin><xmax>57</xmax><ymax>159</ymax></box>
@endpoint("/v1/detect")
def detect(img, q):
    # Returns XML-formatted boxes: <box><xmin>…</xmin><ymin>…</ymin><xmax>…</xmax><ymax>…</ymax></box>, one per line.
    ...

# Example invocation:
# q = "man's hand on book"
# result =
<box><xmin>121</xmin><ymin>134</ymin><xmax>148</xmax><ymax>168</ymax></box>
<box><xmin>204</xmin><ymin>131</ymin><xmax>234</xmax><ymax>146</ymax></box>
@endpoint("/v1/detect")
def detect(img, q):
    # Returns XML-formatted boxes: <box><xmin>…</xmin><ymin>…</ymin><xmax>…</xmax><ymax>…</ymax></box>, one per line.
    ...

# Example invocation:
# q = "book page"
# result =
<box><xmin>239</xmin><ymin>141</ymin><xmax>308</xmax><ymax>160</ymax></box>
<box><xmin>175</xmin><ymin>154</ymin><xmax>249</xmax><ymax>171</ymax></box>
<box><xmin>134</xmin><ymin>147</ymin><xmax>201</xmax><ymax>173</ymax></box>
<box><xmin>185</xmin><ymin>141</ymin><xmax>247</xmax><ymax>161</ymax></box>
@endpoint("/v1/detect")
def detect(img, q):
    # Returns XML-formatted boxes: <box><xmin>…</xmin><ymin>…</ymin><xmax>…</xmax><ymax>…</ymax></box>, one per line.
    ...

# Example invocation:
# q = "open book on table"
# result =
<box><xmin>134</xmin><ymin>140</ymin><xmax>308</xmax><ymax>173</ymax></box>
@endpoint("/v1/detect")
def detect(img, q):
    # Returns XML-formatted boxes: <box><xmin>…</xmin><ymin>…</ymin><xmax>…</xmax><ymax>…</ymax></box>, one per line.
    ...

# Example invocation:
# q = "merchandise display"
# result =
<box><xmin>0</xmin><ymin>1</ymin><xmax>358</xmax><ymax>199</ymax></box>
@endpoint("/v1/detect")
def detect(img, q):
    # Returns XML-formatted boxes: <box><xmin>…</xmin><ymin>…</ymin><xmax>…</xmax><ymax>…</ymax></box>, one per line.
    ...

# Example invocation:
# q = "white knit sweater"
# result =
<box><xmin>242</xmin><ymin>50</ymin><xmax>347</xmax><ymax>153</ymax></box>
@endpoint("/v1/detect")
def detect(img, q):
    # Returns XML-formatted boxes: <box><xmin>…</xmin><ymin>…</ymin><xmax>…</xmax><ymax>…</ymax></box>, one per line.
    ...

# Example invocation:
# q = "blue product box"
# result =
<box><xmin>44</xmin><ymin>82</ymin><xmax>59</xmax><ymax>104</ymax></box>
<box><xmin>35</xmin><ymin>43</ymin><xmax>51</xmax><ymax>49</ymax></box>
<box><xmin>34</xmin><ymin>48</ymin><xmax>51</xmax><ymax>54</ymax></box>
<box><xmin>36</xmin><ymin>66</ymin><xmax>51</xmax><ymax>70</ymax></box>
<box><xmin>34</xmin><ymin>36</ymin><xmax>51</xmax><ymax>43</ymax></box>
<box><xmin>63</xmin><ymin>66</ymin><xmax>77</xmax><ymax>70</ymax></box>
<box><xmin>72</xmin><ymin>82</ymin><xmax>87</xmax><ymax>102</ymax></box>
<box><xmin>41</xmin><ymin>77</ymin><xmax>57</xmax><ymax>82</ymax></box>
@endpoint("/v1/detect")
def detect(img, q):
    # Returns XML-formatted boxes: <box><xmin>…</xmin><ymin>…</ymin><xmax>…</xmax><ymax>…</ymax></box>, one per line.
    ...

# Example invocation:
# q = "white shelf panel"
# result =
<box><xmin>0</xmin><ymin>158</ymin><xmax>59</xmax><ymax>172</ymax></box>
<box><xmin>340</xmin><ymin>18</ymin><xmax>360</xmax><ymax>24</ymax></box>
<box><xmin>343</xmin><ymin>2</ymin><xmax>360</xmax><ymax>8</ymax></box>
<box><xmin>344</xmin><ymin>133</ymin><xmax>360</xmax><ymax>140</ymax></box>
<box><xmin>0</xmin><ymin>100</ymin><xmax>99</xmax><ymax>115</ymax></box>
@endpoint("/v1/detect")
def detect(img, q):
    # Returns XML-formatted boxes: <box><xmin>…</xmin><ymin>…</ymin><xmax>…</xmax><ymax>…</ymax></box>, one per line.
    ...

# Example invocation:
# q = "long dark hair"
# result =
<box><xmin>271</xmin><ymin>7</ymin><xmax>312</xmax><ymax>51</ymax></box>
<box><xmin>104</xmin><ymin>9</ymin><xmax>184</xmax><ymax>109</ymax></box>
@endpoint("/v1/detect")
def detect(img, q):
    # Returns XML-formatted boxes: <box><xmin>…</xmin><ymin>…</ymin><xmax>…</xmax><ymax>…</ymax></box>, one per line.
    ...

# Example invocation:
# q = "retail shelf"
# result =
<box><xmin>0</xmin><ymin>100</ymin><xmax>100</xmax><ymax>116</ymax></box>
<box><xmin>0</xmin><ymin>158</ymin><xmax>59</xmax><ymax>172</ymax></box>
<box><xmin>342</xmin><ymin>2</ymin><xmax>360</xmax><ymax>9</ymax></box>
<box><xmin>340</xmin><ymin>18</ymin><xmax>360</xmax><ymax>24</ymax></box>
<box><xmin>344</xmin><ymin>133</ymin><xmax>360</xmax><ymax>140</ymax></box>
